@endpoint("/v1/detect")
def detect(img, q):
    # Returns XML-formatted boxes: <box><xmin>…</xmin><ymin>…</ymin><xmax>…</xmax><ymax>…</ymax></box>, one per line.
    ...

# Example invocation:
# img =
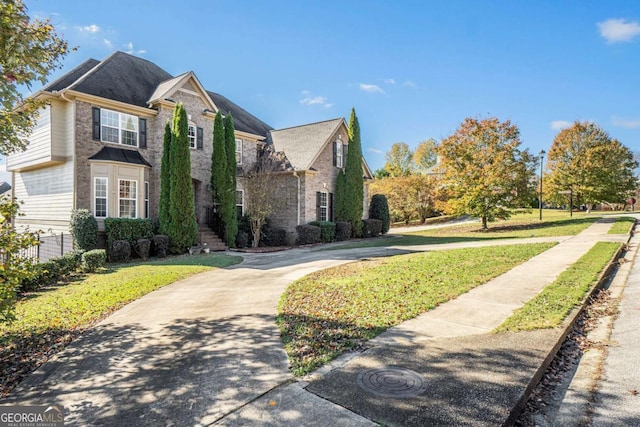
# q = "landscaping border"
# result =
<box><xmin>505</xmin><ymin>220</ymin><xmax>635</xmax><ymax>426</ymax></box>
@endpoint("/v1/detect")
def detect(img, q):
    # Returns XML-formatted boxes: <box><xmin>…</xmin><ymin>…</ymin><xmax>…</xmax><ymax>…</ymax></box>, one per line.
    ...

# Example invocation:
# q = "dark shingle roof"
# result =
<box><xmin>43</xmin><ymin>52</ymin><xmax>273</xmax><ymax>138</ymax></box>
<box><xmin>207</xmin><ymin>91</ymin><xmax>273</xmax><ymax>138</ymax></box>
<box><xmin>68</xmin><ymin>52</ymin><xmax>173</xmax><ymax>108</ymax></box>
<box><xmin>0</xmin><ymin>182</ymin><xmax>11</xmax><ymax>195</ymax></box>
<box><xmin>88</xmin><ymin>146</ymin><xmax>152</xmax><ymax>167</ymax></box>
<box><xmin>44</xmin><ymin>58</ymin><xmax>101</xmax><ymax>92</ymax></box>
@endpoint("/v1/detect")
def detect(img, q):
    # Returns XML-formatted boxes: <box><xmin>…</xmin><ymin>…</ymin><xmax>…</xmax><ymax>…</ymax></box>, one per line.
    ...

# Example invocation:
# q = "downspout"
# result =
<box><xmin>293</xmin><ymin>171</ymin><xmax>301</xmax><ymax>225</ymax></box>
<box><xmin>59</xmin><ymin>91</ymin><xmax>77</xmax><ymax>212</ymax></box>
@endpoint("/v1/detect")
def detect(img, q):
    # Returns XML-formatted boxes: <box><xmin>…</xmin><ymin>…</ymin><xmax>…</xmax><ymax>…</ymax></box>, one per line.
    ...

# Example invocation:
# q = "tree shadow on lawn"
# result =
<box><xmin>2</xmin><ymin>314</ymin><xmax>293</xmax><ymax>426</ymax></box>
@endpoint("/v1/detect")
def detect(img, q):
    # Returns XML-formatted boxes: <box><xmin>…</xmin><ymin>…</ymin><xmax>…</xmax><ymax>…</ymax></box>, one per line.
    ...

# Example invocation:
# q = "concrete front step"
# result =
<box><xmin>198</xmin><ymin>228</ymin><xmax>227</xmax><ymax>251</ymax></box>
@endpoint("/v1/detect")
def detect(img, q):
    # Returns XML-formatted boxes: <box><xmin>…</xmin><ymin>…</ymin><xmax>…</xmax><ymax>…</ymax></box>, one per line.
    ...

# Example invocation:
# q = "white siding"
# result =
<box><xmin>51</xmin><ymin>100</ymin><xmax>73</xmax><ymax>157</ymax></box>
<box><xmin>13</xmin><ymin>161</ymin><xmax>74</xmax><ymax>233</ymax></box>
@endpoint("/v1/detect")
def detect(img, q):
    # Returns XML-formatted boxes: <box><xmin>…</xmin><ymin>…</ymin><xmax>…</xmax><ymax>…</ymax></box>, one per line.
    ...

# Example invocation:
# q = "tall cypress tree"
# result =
<box><xmin>334</xmin><ymin>169</ymin><xmax>347</xmax><ymax>221</ymax></box>
<box><xmin>211</xmin><ymin>111</ymin><xmax>226</xmax><ymax>207</ymax></box>
<box><xmin>168</xmin><ymin>103</ymin><xmax>198</xmax><ymax>252</ymax></box>
<box><xmin>158</xmin><ymin>121</ymin><xmax>172</xmax><ymax>235</ymax></box>
<box><xmin>345</xmin><ymin>108</ymin><xmax>364</xmax><ymax>236</ymax></box>
<box><xmin>222</xmin><ymin>113</ymin><xmax>238</xmax><ymax>247</ymax></box>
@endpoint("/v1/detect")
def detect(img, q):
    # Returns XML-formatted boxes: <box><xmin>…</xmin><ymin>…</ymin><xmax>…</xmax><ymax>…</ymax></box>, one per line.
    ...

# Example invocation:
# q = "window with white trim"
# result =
<box><xmin>119</xmin><ymin>179</ymin><xmax>137</xmax><ymax>218</ymax></box>
<box><xmin>144</xmin><ymin>181</ymin><xmax>149</xmax><ymax>219</ymax></box>
<box><xmin>319</xmin><ymin>191</ymin><xmax>328</xmax><ymax>221</ymax></box>
<box><xmin>94</xmin><ymin>177</ymin><xmax>108</xmax><ymax>218</ymax></box>
<box><xmin>335</xmin><ymin>141</ymin><xmax>343</xmax><ymax>168</ymax></box>
<box><xmin>188</xmin><ymin>124</ymin><xmax>196</xmax><ymax>148</ymax></box>
<box><xmin>101</xmin><ymin>108</ymin><xmax>138</xmax><ymax>146</ymax></box>
<box><xmin>236</xmin><ymin>190</ymin><xmax>244</xmax><ymax>218</ymax></box>
<box><xmin>235</xmin><ymin>139</ymin><xmax>243</xmax><ymax>164</ymax></box>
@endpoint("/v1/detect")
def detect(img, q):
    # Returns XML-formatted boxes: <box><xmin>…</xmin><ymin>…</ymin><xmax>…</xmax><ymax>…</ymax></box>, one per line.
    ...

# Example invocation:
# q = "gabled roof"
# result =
<box><xmin>270</xmin><ymin>118</ymin><xmax>345</xmax><ymax>170</ymax></box>
<box><xmin>41</xmin><ymin>52</ymin><xmax>272</xmax><ymax>137</ymax></box>
<box><xmin>0</xmin><ymin>182</ymin><xmax>11</xmax><ymax>195</ymax></box>
<box><xmin>207</xmin><ymin>91</ymin><xmax>273</xmax><ymax>139</ymax></box>
<box><xmin>88</xmin><ymin>146</ymin><xmax>152</xmax><ymax>167</ymax></box>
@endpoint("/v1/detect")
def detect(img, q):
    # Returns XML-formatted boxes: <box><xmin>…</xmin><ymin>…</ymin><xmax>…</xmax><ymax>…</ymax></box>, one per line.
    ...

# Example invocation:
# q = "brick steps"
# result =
<box><xmin>198</xmin><ymin>227</ymin><xmax>227</xmax><ymax>251</ymax></box>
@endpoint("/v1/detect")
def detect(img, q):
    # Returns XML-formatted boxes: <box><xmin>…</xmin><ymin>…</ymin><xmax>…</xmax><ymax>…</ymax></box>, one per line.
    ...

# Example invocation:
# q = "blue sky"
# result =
<box><xmin>2</xmin><ymin>0</ymin><xmax>639</xmax><ymax>182</ymax></box>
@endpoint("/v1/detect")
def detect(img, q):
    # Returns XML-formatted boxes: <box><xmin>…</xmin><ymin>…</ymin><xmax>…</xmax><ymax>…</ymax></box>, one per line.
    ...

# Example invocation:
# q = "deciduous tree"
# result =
<box><xmin>546</xmin><ymin>121</ymin><xmax>638</xmax><ymax>209</ymax></box>
<box><xmin>0</xmin><ymin>0</ymin><xmax>71</xmax><ymax>155</ymax></box>
<box><xmin>168</xmin><ymin>103</ymin><xmax>198</xmax><ymax>252</ymax></box>
<box><xmin>437</xmin><ymin>116</ymin><xmax>536</xmax><ymax>229</ymax></box>
<box><xmin>384</xmin><ymin>142</ymin><xmax>413</xmax><ymax>177</ymax></box>
<box><xmin>413</xmin><ymin>138</ymin><xmax>438</xmax><ymax>174</ymax></box>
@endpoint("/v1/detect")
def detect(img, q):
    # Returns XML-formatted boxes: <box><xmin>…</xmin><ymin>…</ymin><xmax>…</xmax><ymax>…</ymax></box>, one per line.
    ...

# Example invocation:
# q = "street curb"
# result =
<box><xmin>503</xmin><ymin>220</ymin><xmax>636</xmax><ymax>426</ymax></box>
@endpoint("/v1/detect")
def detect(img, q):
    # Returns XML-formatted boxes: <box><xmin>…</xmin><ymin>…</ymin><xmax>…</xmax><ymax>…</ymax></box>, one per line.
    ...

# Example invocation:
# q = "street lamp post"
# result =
<box><xmin>539</xmin><ymin>150</ymin><xmax>545</xmax><ymax>220</ymax></box>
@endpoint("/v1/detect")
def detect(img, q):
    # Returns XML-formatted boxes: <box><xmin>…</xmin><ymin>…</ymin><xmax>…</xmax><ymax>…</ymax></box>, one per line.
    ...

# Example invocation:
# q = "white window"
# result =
<box><xmin>119</xmin><ymin>179</ymin><xmax>137</xmax><ymax>218</ymax></box>
<box><xmin>320</xmin><ymin>191</ymin><xmax>328</xmax><ymax>221</ymax></box>
<box><xmin>336</xmin><ymin>141</ymin><xmax>343</xmax><ymax>168</ymax></box>
<box><xmin>101</xmin><ymin>108</ymin><xmax>138</xmax><ymax>146</ymax></box>
<box><xmin>188</xmin><ymin>124</ymin><xmax>196</xmax><ymax>149</ymax></box>
<box><xmin>94</xmin><ymin>177</ymin><xmax>108</xmax><ymax>218</ymax></box>
<box><xmin>236</xmin><ymin>190</ymin><xmax>244</xmax><ymax>218</ymax></box>
<box><xmin>235</xmin><ymin>139</ymin><xmax>243</xmax><ymax>165</ymax></box>
<box><xmin>144</xmin><ymin>181</ymin><xmax>149</xmax><ymax>219</ymax></box>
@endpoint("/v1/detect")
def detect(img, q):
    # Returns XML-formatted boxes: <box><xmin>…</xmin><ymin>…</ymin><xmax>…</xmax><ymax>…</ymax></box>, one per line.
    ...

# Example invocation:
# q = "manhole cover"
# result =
<box><xmin>356</xmin><ymin>366</ymin><xmax>427</xmax><ymax>398</ymax></box>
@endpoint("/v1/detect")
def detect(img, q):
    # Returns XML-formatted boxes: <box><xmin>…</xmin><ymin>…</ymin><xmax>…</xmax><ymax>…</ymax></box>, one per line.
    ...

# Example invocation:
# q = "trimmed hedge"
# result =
<box><xmin>70</xmin><ymin>209</ymin><xmax>98</xmax><ymax>251</ymax></box>
<box><xmin>369</xmin><ymin>194</ymin><xmax>391</xmax><ymax>234</ymax></box>
<box><xmin>20</xmin><ymin>251</ymin><xmax>83</xmax><ymax>293</ymax></box>
<box><xmin>363</xmin><ymin>219</ymin><xmax>383</xmax><ymax>238</ymax></box>
<box><xmin>110</xmin><ymin>240</ymin><xmax>131</xmax><ymax>263</ymax></box>
<box><xmin>136</xmin><ymin>238</ymin><xmax>151</xmax><ymax>260</ymax></box>
<box><xmin>104</xmin><ymin>218</ymin><xmax>154</xmax><ymax>258</ymax></box>
<box><xmin>309</xmin><ymin>221</ymin><xmax>336</xmax><ymax>243</ymax></box>
<box><xmin>153</xmin><ymin>235</ymin><xmax>169</xmax><ymax>258</ymax></box>
<box><xmin>236</xmin><ymin>231</ymin><xmax>249</xmax><ymax>248</ymax></box>
<box><xmin>262</xmin><ymin>227</ymin><xmax>287</xmax><ymax>247</ymax></box>
<box><xmin>335</xmin><ymin>221</ymin><xmax>352</xmax><ymax>241</ymax></box>
<box><xmin>296</xmin><ymin>224</ymin><xmax>321</xmax><ymax>245</ymax></box>
<box><xmin>82</xmin><ymin>249</ymin><xmax>107</xmax><ymax>273</ymax></box>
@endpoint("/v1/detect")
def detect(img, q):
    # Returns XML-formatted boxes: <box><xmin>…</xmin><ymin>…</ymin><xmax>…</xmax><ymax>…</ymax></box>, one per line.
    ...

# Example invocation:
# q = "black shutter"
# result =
<box><xmin>329</xmin><ymin>192</ymin><xmax>334</xmax><ymax>222</ymax></box>
<box><xmin>92</xmin><ymin>107</ymin><xmax>100</xmax><ymax>140</ymax></box>
<box><xmin>332</xmin><ymin>142</ymin><xmax>337</xmax><ymax>166</ymax></box>
<box><xmin>343</xmin><ymin>143</ymin><xmax>347</xmax><ymax>168</ymax></box>
<box><xmin>197</xmin><ymin>127</ymin><xmax>203</xmax><ymax>149</ymax></box>
<box><xmin>316</xmin><ymin>191</ymin><xmax>321</xmax><ymax>221</ymax></box>
<box><xmin>139</xmin><ymin>118</ymin><xmax>147</xmax><ymax>148</ymax></box>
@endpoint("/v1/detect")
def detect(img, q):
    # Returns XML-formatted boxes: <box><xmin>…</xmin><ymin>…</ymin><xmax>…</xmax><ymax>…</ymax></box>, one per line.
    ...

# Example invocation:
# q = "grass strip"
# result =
<box><xmin>495</xmin><ymin>242</ymin><xmax>620</xmax><ymax>332</ymax></box>
<box><xmin>327</xmin><ymin>211</ymin><xmax>598</xmax><ymax>251</ymax></box>
<box><xmin>277</xmin><ymin>242</ymin><xmax>555</xmax><ymax>376</ymax></box>
<box><xmin>0</xmin><ymin>253</ymin><xmax>241</xmax><ymax>396</ymax></box>
<box><xmin>608</xmin><ymin>216</ymin><xmax>636</xmax><ymax>234</ymax></box>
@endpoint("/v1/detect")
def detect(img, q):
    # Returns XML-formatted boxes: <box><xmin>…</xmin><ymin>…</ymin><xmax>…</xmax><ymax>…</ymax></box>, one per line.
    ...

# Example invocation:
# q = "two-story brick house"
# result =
<box><xmin>6</xmin><ymin>52</ymin><xmax>372</xmax><ymax>244</ymax></box>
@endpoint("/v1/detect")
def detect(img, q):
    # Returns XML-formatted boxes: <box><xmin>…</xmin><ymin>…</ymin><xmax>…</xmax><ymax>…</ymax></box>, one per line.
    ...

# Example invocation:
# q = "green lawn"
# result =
<box><xmin>277</xmin><ymin>242</ymin><xmax>555</xmax><ymax>376</ymax></box>
<box><xmin>608</xmin><ymin>217</ymin><xmax>636</xmax><ymax>234</ymax></box>
<box><xmin>328</xmin><ymin>210</ymin><xmax>599</xmax><ymax>251</ymax></box>
<box><xmin>495</xmin><ymin>242</ymin><xmax>620</xmax><ymax>332</ymax></box>
<box><xmin>1</xmin><ymin>253</ymin><xmax>241</xmax><ymax>396</ymax></box>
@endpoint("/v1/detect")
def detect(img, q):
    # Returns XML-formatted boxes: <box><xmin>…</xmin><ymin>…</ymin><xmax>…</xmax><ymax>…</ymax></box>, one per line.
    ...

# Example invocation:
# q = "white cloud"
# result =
<box><xmin>300</xmin><ymin>91</ymin><xmax>333</xmax><ymax>108</ymax></box>
<box><xmin>124</xmin><ymin>42</ymin><xmax>146</xmax><ymax>55</ymax></box>
<box><xmin>402</xmin><ymin>80</ymin><xmax>417</xmax><ymax>88</ymax></box>
<box><xmin>550</xmin><ymin>120</ymin><xmax>572</xmax><ymax>130</ymax></box>
<box><xmin>78</xmin><ymin>24</ymin><xmax>100</xmax><ymax>33</ymax></box>
<box><xmin>359</xmin><ymin>83</ymin><xmax>384</xmax><ymax>94</ymax></box>
<box><xmin>103</xmin><ymin>39</ymin><xmax>114</xmax><ymax>49</ymax></box>
<box><xmin>383</xmin><ymin>78</ymin><xmax>396</xmax><ymax>85</ymax></box>
<box><xmin>598</xmin><ymin>18</ymin><xmax>640</xmax><ymax>43</ymax></box>
<box><xmin>612</xmin><ymin>116</ymin><xmax>640</xmax><ymax>129</ymax></box>
<box><xmin>367</xmin><ymin>147</ymin><xmax>384</xmax><ymax>155</ymax></box>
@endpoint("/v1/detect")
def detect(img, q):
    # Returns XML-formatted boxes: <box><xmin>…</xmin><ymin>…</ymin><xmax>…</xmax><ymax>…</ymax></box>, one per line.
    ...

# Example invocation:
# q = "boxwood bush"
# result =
<box><xmin>70</xmin><ymin>209</ymin><xmax>98</xmax><ymax>251</ymax></box>
<box><xmin>296</xmin><ymin>224</ymin><xmax>321</xmax><ymax>245</ymax></box>
<box><xmin>363</xmin><ymin>219</ymin><xmax>383</xmax><ymax>238</ymax></box>
<box><xmin>153</xmin><ymin>235</ymin><xmax>169</xmax><ymax>258</ymax></box>
<box><xmin>309</xmin><ymin>221</ymin><xmax>336</xmax><ymax>243</ymax></box>
<box><xmin>104</xmin><ymin>218</ymin><xmax>153</xmax><ymax>258</ymax></box>
<box><xmin>335</xmin><ymin>221</ymin><xmax>352</xmax><ymax>241</ymax></box>
<box><xmin>369</xmin><ymin>194</ymin><xmax>391</xmax><ymax>234</ymax></box>
<box><xmin>82</xmin><ymin>249</ymin><xmax>107</xmax><ymax>272</ymax></box>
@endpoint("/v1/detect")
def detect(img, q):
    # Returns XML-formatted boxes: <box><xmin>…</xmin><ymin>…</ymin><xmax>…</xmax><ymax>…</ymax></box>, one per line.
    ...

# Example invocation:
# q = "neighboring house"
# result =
<box><xmin>0</xmin><ymin>181</ymin><xmax>10</xmax><ymax>196</ymax></box>
<box><xmin>6</xmin><ymin>51</ymin><xmax>372</xmax><ymax>243</ymax></box>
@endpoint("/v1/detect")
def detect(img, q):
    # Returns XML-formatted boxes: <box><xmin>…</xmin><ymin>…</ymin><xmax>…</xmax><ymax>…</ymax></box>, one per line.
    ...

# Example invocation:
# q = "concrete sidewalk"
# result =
<box><xmin>2</xmin><ymin>218</ymin><xmax>625</xmax><ymax>426</ymax></box>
